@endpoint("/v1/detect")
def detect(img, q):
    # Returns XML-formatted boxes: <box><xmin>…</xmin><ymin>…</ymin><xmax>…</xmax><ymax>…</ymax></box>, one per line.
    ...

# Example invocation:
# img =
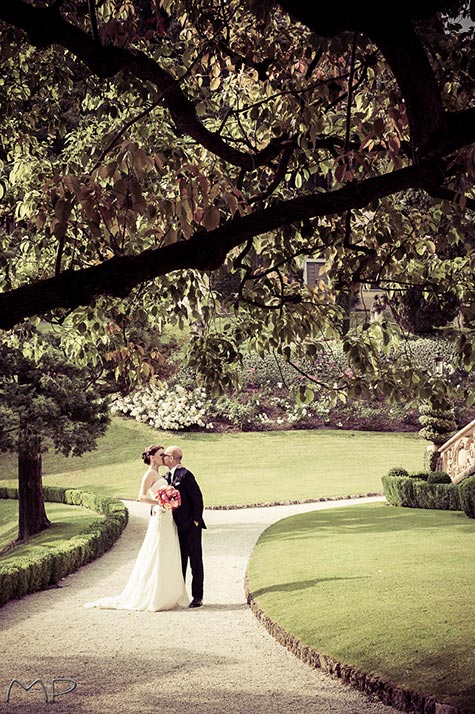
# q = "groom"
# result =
<box><xmin>163</xmin><ymin>445</ymin><xmax>206</xmax><ymax>608</ymax></box>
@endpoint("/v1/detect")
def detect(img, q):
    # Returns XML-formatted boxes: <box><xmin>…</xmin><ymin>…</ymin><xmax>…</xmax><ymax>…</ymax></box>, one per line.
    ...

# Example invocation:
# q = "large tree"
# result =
<box><xmin>0</xmin><ymin>327</ymin><xmax>110</xmax><ymax>540</ymax></box>
<box><xmin>1</xmin><ymin>0</ymin><xmax>475</xmax><ymax>400</ymax></box>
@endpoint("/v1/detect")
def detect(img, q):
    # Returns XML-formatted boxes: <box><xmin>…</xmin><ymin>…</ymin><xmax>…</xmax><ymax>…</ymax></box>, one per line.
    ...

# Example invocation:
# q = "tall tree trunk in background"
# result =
<box><xmin>17</xmin><ymin>428</ymin><xmax>50</xmax><ymax>541</ymax></box>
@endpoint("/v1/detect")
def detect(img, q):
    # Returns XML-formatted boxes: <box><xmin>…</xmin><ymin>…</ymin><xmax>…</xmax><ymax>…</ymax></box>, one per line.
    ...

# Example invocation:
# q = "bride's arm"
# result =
<box><xmin>137</xmin><ymin>469</ymin><xmax>158</xmax><ymax>505</ymax></box>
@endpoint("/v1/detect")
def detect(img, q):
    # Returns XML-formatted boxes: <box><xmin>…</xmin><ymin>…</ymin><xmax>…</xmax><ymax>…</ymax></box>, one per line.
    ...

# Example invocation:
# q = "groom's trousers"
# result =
<box><xmin>178</xmin><ymin>524</ymin><xmax>204</xmax><ymax>601</ymax></box>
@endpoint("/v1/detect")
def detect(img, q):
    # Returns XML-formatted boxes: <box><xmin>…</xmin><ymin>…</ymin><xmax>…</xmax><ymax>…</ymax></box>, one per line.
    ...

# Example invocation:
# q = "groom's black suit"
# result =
<box><xmin>168</xmin><ymin>466</ymin><xmax>206</xmax><ymax>601</ymax></box>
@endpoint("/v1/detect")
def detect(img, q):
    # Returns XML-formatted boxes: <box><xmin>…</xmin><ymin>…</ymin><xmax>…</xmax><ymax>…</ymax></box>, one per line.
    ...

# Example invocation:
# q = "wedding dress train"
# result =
<box><xmin>84</xmin><ymin>477</ymin><xmax>189</xmax><ymax>612</ymax></box>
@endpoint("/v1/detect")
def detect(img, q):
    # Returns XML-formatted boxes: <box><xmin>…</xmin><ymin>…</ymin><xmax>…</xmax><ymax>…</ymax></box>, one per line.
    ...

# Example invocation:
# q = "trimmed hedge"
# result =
<box><xmin>381</xmin><ymin>473</ymin><xmax>414</xmax><ymax>507</ymax></box>
<box><xmin>0</xmin><ymin>485</ymin><xmax>128</xmax><ymax>607</ymax></box>
<box><xmin>459</xmin><ymin>475</ymin><xmax>475</xmax><ymax>519</ymax></box>
<box><xmin>412</xmin><ymin>480</ymin><xmax>461</xmax><ymax>510</ymax></box>
<box><xmin>386</xmin><ymin>466</ymin><xmax>409</xmax><ymax>478</ymax></box>
<box><xmin>407</xmin><ymin>471</ymin><xmax>429</xmax><ymax>480</ymax></box>
<box><xmin>427</xmin><ymin>471</ymin><xmax>452</xmax><ymax>484</ymax></box>
<box><xmin>382</xmin><ymin>472</ymin><xmax>462</xmax><ymax>512</ymax></box>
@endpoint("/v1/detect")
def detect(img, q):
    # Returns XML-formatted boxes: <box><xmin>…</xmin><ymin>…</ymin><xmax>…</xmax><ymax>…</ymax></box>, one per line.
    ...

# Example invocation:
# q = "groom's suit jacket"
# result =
<box><xmin>169</xmin><ymin>466</ymin><xmax>206</xmax><ymax>532</ymax></box>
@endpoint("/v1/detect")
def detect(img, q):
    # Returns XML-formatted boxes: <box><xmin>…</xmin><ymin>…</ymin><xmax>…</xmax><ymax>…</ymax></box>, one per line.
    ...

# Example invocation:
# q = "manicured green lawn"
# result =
<box><xmin>247</xmin><ymin>502</ymin><xmax>475</xmax><ymax>712</ymax></box>
<box><xmin>0</xmin><ymin>417</ymin><xmax>426</xmax><ymax>505</ymax></box>
<box><xmin>0</xmin><ymin>500</ymin><xmax>104</xmax><ymax>560</ymax></box>
<box><xmin>0</xmin><ymin>418</ymin><xmax>472</xmax><ymax>710</ymax></box>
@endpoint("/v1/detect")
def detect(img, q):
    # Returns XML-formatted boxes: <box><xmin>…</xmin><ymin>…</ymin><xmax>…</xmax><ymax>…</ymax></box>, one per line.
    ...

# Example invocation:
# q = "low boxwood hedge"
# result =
<box><xmin>459</xmin><ymin>475</ymin><xmax>475</xmax><ymax>519</ymax></box>
<box><xmin>0</xmin><ymin>486</ymin><xmax>128</xmax><ymax>607</ymax></box>
<box><xmin>382</xmin><ymin>471</ymin><xmax>468</xmax><ymax>514</ymax></box>
<box><xmin>381</xmin><ymin>472</ymin><xmax>415</xmax><ymax>507</ymax></box>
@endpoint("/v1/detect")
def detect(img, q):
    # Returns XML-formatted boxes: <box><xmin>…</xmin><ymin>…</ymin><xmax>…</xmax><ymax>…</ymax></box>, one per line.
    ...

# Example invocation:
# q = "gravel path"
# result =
<box><xmin>0</xmin><ymin>496</ymin><xmax>402</xmax><ymax>714</ymax></box>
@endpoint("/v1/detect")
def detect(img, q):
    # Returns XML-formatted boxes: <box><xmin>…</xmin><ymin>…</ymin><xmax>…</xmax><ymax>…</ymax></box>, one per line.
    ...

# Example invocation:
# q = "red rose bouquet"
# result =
<box><xmin>154</xmin><ymin>485</ymin><xmax>181</xmax><ymax>511</ymax></box>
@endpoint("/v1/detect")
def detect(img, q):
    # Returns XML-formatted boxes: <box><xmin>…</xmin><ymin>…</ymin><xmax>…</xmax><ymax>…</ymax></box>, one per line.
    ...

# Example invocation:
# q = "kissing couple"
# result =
<box><xmin>85</xmin><ymin>444</ymin><xmax>206</xmax><ymax>612</ymax></box>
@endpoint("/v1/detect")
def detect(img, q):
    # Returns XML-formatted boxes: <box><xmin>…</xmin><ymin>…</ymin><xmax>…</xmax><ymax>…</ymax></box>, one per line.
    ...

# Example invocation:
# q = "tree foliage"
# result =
<box><xmin>1</xmin><ymin>0</ymin><xmax>475</xmax><ymax>400</ymax></box>
<box><xmin>0</xmin><ymin>326</ymin><xmax>110</xmax><ymax>540</ymax></box>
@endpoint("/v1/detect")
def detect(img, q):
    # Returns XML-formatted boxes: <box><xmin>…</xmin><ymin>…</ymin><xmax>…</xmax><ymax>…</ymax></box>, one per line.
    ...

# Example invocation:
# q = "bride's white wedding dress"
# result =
<box><xmin>85</xmin><ymin>477</ymin><xmax>189</xmax><ymax>612</ymax></box>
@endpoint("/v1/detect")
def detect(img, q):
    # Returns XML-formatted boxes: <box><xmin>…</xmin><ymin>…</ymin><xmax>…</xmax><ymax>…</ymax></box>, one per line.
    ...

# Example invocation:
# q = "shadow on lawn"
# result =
<box><xmin>250</xmin><ymin>575</ymin><xmax>369</xmax><ymax>598</ymax></box>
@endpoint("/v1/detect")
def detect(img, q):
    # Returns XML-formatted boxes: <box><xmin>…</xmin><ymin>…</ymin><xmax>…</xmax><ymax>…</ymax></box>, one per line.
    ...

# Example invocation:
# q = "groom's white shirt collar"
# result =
<box><xmin>170</xmin><ymin>465</ymin><xmax>178</xmax><ymax>479</ymax></box>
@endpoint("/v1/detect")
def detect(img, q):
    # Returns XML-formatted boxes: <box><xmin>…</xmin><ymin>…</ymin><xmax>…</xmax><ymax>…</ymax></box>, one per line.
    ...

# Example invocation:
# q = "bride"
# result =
<box><xmin>85</xmin><ymin>445</ymin><xmax>189</xmax><ymax>612</ymax></box>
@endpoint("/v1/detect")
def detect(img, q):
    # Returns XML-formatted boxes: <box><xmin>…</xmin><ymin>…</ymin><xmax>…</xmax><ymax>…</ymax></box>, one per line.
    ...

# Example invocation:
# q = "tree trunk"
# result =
<box><xmin>17</xmin><ymin>431</ymin><xmax>51</xmax><ymax>541</ymax></box>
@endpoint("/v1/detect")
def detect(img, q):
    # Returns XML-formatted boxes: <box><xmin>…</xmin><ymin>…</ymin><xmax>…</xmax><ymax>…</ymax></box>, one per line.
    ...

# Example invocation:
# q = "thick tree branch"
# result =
<box><xmin>1</xmin><ymin>0</ymin><xmax>466</xmax><ymax>169</ymax></box>
<box><xmin>432</xmin><ymin>108</ymin><xmax>475</xmax><ymax>158</ymax></box>
<box><xmin>427</xmin><ymin>186</ymin><xmax>475</xmax><ymax>211</ymax></box>
<box><xmin>368</xmin><ymin>24</ymin><xmax>444</xmax><ymax>151</ymax></box>
<box><xmin>276</xmin><ymin>0</ymin><xmax>458</xmax><ymax>38</ymax></box>
<box><xmin>1</xmin><ymin>1</ymin><xmax>474</xmax><ymax>333</ymax></box>
<box><xmin>277</xmin><ymin>0</ymin><xmax>456</xmax><ymax>153</ymax></box>
<box><xmin>0</xmin><ymin>159</ymin><xmax>448</xmax><ymax>329</ymax></box>
<box><xmin>0</xmin><ymin>0</ymin><xmax>290</xmax><ymax>170</ymax></box>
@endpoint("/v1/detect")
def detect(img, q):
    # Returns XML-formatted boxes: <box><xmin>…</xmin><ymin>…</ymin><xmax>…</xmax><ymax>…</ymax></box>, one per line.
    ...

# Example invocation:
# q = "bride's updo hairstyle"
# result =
<box><xmin>141</xmin><ymin>445</ymin><xmax>164</xmax><ymax>465</ymax></box>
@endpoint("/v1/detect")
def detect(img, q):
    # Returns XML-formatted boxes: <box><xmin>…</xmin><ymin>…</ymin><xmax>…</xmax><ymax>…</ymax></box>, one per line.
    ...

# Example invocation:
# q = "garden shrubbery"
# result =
<box><xmin>110</xmin><ymin>334</ymin><xmax>475</xmax><ymax>434</ymax></box>
<box><xmin>381</xmin><ymin>471</ymin><xmax>415</xmax><ymax>507</ymax></box>
<box><xmin>111</xmin><ymin>383</ymin><xmax>211</xmax><ymax>431</ymax></box>
<box><xmin>459</xmin><ymin>475</ymin><xmax>475</xmax><ymax>518</ymax></box>
<box><xmin>382</xmin><ymin>470</ymin><xmax>468</xmax><ymax>514</ymax></box>
<box><xmin>0</xmin><ymin>487</ymin><xmax>128</xmax><ymax>607</ymax></box>
<box><xmin>387</xmin><ymin>466</ymin><xmax>409</xmax><ymax>478</ymax></box>
<box><xmin>407</xmin><ymin>471</ymin><xmax>429</xmax><ymax>480</ymax></box>
<box><xmin>427</xmin><ymin>471</ymin><xmax>452</xmax><ymax>484</ymax></box>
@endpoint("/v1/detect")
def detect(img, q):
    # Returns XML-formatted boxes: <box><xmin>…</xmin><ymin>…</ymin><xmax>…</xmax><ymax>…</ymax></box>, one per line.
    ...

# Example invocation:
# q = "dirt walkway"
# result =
<box><xmin>0</xmin><ymin>496</ymin><xmax>402</xmax><ymax>714</ymax></box>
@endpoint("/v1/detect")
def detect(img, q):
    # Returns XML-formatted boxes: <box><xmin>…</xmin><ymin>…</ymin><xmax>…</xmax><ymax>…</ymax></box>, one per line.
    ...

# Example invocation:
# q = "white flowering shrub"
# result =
<box><xmin>265</xmin><ymin>395</ymin><xmax>314</xmax><ymax>425</ymax></box>
<box><xmin>110</xmin><ymin>384</ymin><xmax>212</xmax><ymax>431</ymax></box>
<box><xmin>108</xmin><ymin>333</ymin><xmax>466</xmax><ymax>433</ymax></box>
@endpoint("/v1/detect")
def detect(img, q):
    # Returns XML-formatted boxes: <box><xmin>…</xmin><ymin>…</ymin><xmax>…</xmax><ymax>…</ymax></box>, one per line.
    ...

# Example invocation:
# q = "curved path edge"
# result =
<box><xmin>0</xmin><ymin>494</ymin><xmax>463</xmax><ymax>714</ymax></box>
<box><xmin>244</xmin><ymin>576</ymin><xmax>464</xmax><ymax>714</ymax></box>
<box><xmin>206</xmin><ymin>492</ymin><xmax>384</xmax><ymax>509</ymax></box>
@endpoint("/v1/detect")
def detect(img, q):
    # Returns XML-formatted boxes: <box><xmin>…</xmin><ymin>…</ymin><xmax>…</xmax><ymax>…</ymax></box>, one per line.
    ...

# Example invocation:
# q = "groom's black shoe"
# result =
<box><xmin>189</xmin><ymin>599</ymin><xmax>202</xmax><ymax>608</ymax></box>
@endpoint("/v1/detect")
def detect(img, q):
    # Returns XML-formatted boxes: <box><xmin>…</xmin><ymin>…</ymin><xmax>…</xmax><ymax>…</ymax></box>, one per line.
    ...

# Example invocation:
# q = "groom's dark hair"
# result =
<box><xmin>141</xmin><ymin>445</ymin><xmax>164</xmax><ymax>465</ymax></box>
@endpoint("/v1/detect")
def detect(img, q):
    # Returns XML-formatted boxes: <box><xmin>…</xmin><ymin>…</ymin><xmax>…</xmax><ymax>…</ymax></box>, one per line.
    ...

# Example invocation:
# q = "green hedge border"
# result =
<box><xmin>0</xmin><ymin>485</ymin><xmax>128</xmax><ymax>607</ymax></box>
<box><xmin>381</xmin><ymin>473</ymin><xmax>461</xmax><ymax>511</ymax></box>
<box><xmin>382</xmin><ymin>472</ymin><xmax>475</xmax><ymax>517</ymax></box>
